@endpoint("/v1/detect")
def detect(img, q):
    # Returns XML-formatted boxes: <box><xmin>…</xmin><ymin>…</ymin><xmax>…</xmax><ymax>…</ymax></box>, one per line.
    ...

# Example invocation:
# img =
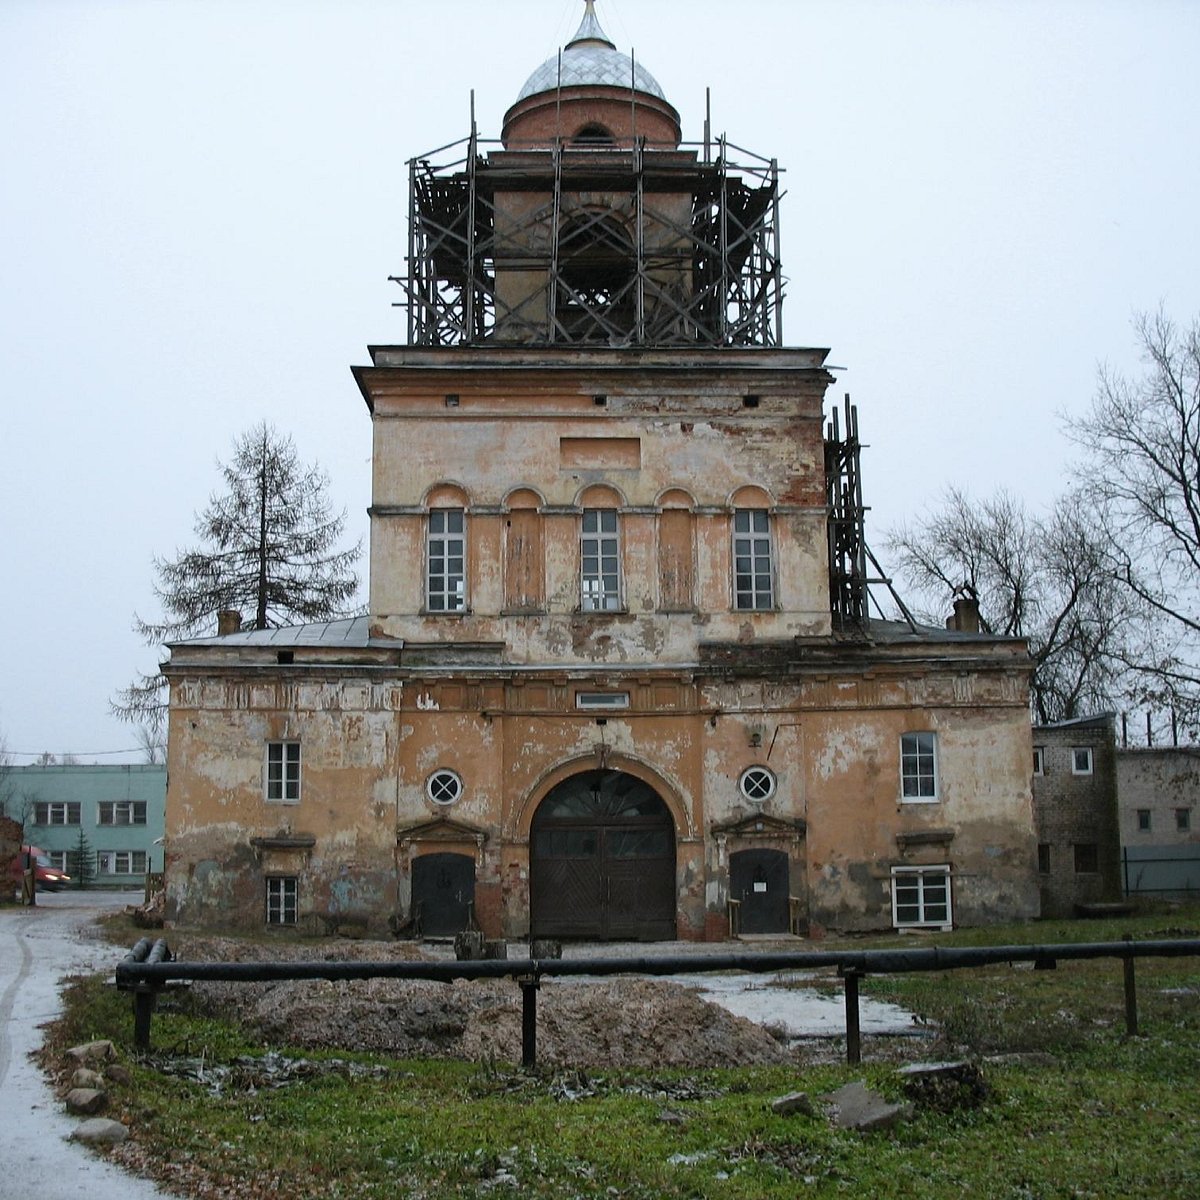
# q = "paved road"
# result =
<box><xmin>0</xmin><ymin>890</ymin><xmax>176</xmax><ymax>1200</ymax></box>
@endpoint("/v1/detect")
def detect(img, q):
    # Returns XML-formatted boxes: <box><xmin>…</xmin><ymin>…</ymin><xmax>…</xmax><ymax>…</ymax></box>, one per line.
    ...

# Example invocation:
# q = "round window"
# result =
<box><xmin>738</xmin><ymin>766</ymin><xmax>776</xmax><ymax>803</ymax></box>
<box><xmin>426</xmin><ymin>769</ymin><xmax>464</xmax><ymax>806</ymax></box>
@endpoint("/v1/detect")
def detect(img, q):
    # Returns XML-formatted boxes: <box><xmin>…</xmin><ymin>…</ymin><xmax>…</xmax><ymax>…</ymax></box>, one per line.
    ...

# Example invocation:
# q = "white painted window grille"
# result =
<box><xmin>738</xmin><ymin>766</ymin><xmax>777</xmax><ymax>803</ymax></box>
<box><xmin>426</xmin><ymin>769</ymin><xmax>464</xmax><ymax>806</ymax></box>
<box><xmin>97</xmin><ymin>850</ymin><xmax>148</xmax><ymax>875</ymax></box>
<box><xmin>427</xmin><ymin>508</ymin><xmax>466</xmax><ymax>612</ymax></box>
<box><xmin>98</xmin><ymin>800</ymin><xmax>147</xmax><ymax>826</ymax></box>
<box><xmin>1071</xmin><ymin>746</ymin><xmax>1093</xmax><ymax>775</ymax></box>
<box><xmin>733</xmin><ymin>509</ymin><xmax>774</xmax><ymax>610</ymax></box>
<box><xmin>33</xmin><ymin>802</ymin><xmax>80</xmax><ymax>825</ymax></box>
<box><xmin>266</xmin><ymin>876</ymin><xmax>298</xmax><ymax>925</ymax></box>
<box><xmin>581</xmin><ymin>509</ymin><xmax>621</xmax><ymax>611</ymax></box>
<box><xmin>891</xmin><ymin>866</ymin><xmax>952</xmax><ymax>929</ymax></box>
<box><xmin>266</xmin><ymin>742</ymin><xmax>301</xmax><ymax>803</ymax></box>
<box><xmin>900</xmin><ymin>732</ymin><xmax>939</xmax><ymax>801</ymax></box>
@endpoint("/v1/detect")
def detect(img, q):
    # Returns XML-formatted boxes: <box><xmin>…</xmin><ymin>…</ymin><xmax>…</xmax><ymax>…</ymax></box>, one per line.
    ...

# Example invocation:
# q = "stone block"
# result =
<box><xmin>822</xmin><ymin>1080</ymin><xmax>912</xmax><ymax>1132</ymax></box>
<box><xmin>65</xmin><ymin>1088</ymin><xmax>108</xmax><ymax>1115</ymax></box>
<box><xmin>71</xmin><ymin>1118</ymin><xmax>128</xmax><ymax>1145</ymax></box>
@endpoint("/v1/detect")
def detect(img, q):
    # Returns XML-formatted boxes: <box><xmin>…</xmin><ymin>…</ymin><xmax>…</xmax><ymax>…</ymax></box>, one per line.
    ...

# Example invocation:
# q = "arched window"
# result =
<box><xmin>572</xmin><ymin>123</ymin><xmax>614</xmax><ymax>146</ymax></box>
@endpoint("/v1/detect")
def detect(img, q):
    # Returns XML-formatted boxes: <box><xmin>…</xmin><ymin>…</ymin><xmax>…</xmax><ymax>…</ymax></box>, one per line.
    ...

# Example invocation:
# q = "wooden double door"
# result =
<box><xmin>531</xmin><ymin>770</ymin><xmax>676</xmax><ymax>941</ymax></box>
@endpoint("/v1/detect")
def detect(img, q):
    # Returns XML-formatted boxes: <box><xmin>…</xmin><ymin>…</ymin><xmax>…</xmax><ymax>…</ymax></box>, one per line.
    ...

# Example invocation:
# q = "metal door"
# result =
<box><xmin>531</xmin><ymin>770</ymin><xmax>675</xmax><ymax>940</ymax></box>
<box><xmin>411</xmin><ymin>852</ymin><xmax>475</xmax><ymax>937</ymax></box>
<box><xmin>730</xmin><ymin>848</ymin><xmax>789</xmax><ymax>934</ymax></box>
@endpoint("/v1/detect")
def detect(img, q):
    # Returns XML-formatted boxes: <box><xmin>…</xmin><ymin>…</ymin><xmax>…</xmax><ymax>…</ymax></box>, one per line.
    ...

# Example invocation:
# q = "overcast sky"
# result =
<box><xmin>2</xmin><ymin>0</ymin><xmax>1198</xmax><ymax>762</ymax></box>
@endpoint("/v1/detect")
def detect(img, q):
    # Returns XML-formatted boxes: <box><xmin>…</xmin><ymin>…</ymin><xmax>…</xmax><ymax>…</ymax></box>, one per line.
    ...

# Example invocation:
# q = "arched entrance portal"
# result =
<box><xmin>531</xmin><ymin>769</ymin><xmax>676</xmax><ymax>940</ymax></box>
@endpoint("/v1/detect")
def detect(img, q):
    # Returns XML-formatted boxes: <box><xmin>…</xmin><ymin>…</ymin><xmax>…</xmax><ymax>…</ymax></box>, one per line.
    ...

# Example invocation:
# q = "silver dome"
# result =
<box><xmin>515</xmin><ymin>2</ymin><xmax>667</xmax><ymax>103</ymax></box>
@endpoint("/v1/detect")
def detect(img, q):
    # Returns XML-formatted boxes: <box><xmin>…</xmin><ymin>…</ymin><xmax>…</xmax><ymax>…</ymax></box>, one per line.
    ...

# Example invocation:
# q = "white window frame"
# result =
<box><xmin>266</xmin><ymin>741</ymin><xmax>301</xmax><ymax>803</ymax></box>
<box><xmin>34</xmin><ymin>801</ymin><xmax>80</xmax><ymax>826</ymax></box>
<box><xmin>1032</xmin><ymin>746</ymin><xmax>1045</xmax><ymax>776</ymax></box>
<box><xmin>426</xmin><ymin>768</ymin><xmax>464</xmax><ymax>806</ymax></box>
<box><xmin>266</xmin><ymin>876</ymin><xmax>298</xmax><ymax>925</ymax></box>
<box><xmin>1071</xmin><ymin>746</ymin><xmax>1094</xmax><ymax>776</ymax></box>
<box><xmin>891</xmin><ymin>865</ymin><xmax>952</xmax><ymax>930</ymax></box>
<box><xmin>97</xmin><ymin>850</ymin><xmax>148</xmax><ymax>875</ymax></box>
<box><xmin>580</xmin><ymin>509</ymin><xmax>622</xmax><ymax>612</ymax></box>
<box><xmin>900</xmin><ymin>731</ymin><xmax>939</xmax><ymax>802</ymax></box>
<box><xmin>732</xmin><ymin>508</ymin><xmax>774</xmax><ymax>610</ymax></box>
<box><xmin>97</xmin><ymin>800</ymin><xmax>147</xmax><ymax>826</ymax></box>
<box><xmin>46</xmin><ymin>850</ymin><xmax>69</xmax><ymax>872</ymax></box>
<box><xmin>738</xmin><ymin>766</ymin><xmax>777</xmax><ymax>803</ymax></box>
<box><xmin>427</xmin><ymin>508</ymin><xmax>466</xmax><ymax>612</ymax></box>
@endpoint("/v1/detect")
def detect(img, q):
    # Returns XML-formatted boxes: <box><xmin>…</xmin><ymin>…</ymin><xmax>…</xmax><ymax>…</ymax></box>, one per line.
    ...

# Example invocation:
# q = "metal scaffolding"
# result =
<box><xmin>395</xmin><ymin>133</ymin><xmax>783</xmax><ymax>348</ymax></box>
<box><xmin>824</xmin><ymin>395</ymin><xmax>919</xmax><ymax>632</ymax></box>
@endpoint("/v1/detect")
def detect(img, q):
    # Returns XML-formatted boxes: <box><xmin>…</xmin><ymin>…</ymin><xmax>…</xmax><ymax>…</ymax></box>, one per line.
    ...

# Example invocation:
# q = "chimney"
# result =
<box><xmin>951</xmin><ymin>596</ymin><xmax>980</xmax><ymax>633</ymax></box>
<box><xmin>217</xmin><ymin>609</ymin><xmax>243</xmax><ymax>636</ymax></box>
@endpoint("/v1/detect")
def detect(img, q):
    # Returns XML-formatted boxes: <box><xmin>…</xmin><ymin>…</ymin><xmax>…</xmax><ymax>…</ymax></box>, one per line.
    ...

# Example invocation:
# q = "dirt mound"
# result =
<box><xmin>174</xmin><ymin>936</ymin><xmax>792</xmax><ymax>1068</ymax></box>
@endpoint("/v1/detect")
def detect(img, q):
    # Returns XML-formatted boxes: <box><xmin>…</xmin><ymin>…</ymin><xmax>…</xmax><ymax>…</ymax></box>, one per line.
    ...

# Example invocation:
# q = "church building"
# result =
<box><xmin>161</xmin><ymin>4</ymin><xmax>1039</xmax><ymax>940</ymax></box>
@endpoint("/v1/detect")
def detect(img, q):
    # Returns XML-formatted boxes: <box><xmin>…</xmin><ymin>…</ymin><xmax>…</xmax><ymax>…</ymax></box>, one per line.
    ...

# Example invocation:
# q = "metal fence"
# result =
<box><xmin>1123</xmin><ymin>847</ymin><xmax>1200</xmax><ymax>896</ymax></box>
<box><xmin>116</xmin><ymin>936</ymin><xmax>1200</xmax><ymax>1068</ymax></box>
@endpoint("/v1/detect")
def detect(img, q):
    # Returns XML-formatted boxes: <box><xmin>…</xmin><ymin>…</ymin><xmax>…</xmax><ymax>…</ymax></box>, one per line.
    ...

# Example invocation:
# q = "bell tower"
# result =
<box><xmin>399</xmin><ymin>0</ymin><xmax>783</xmax><ymax>348</ymax></box>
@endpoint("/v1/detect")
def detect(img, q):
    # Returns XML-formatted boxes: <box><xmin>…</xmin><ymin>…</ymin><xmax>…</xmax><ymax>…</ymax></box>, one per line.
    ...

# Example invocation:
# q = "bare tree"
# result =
<box><xmin>113</xmin><ymin>423</ymin><xmax>361</xmax><ymax>730</ymax></box>
<box><xmin>887</xmin><ymin>488</ymin><xmax>1129</xmax><ymax>723</ymax></box>
<box><xmin>135</xmin><ymin>724</ymin><xmax>166</xmax><ymax>765</ymax></box>
<box><xmin>1069</xmin><ymin>310</ymin><xmax>1200</xmax><ymax>728</ymax></box>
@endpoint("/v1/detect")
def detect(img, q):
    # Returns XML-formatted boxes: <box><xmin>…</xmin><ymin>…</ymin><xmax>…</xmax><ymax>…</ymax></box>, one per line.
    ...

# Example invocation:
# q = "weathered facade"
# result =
<box><xmin>1030</xmin><ymin>715</ymin><xmax>1122</xmax><ymax>917</ymax></box>
<box><xmin>162</xmin><ymin>4</ymin><xmax>1039</xmax><ymax>939</ymax></box>
<box><xmin>1116</xmin><ymin>745</ymin><xmax>1200</xmax><ymax>898</ymax></box>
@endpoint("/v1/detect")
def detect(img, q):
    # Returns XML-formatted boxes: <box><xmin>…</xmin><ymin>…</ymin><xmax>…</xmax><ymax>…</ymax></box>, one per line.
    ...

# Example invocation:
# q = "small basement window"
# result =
<box><xmin>575</xmin><ymin>692</ymin><xmax>630</xmax><ymax>710</ymax></box>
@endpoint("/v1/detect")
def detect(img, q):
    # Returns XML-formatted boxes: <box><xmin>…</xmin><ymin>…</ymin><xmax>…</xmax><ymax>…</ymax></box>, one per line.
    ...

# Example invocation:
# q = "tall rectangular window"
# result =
<box><xmin>1136</xmin><ymin>809</ymin><xmax>1152</xmax><ymax>832</ymax></box>
<box><xmin>900</xmin><ymin>731</ymin><xmax>939</xmax><ymax>801</ymax></box>
<box><xmin>733</xmin><ymin>509</ymin><xmax>773</xmax><ymax>609</ymax></box>
<box><xmin>427</xmin><ymin>508</ymin><xmax>466</xmax><ymax>612</ymax></box>
<box><xmin>891</xmin><ymin>866</ymin><xmax>952</xmax><ymax>929</ymax></box>
<box><xmin>97</xmin><ymin>800</ymin><xmax>147</xmax><ymax>826</ymax></box>
<box><xmin>266</xmin><ymin>876</ymin><xmax>298</xmax><ymax>926</ymax></box>
<box><xmin>1032</xmin><ymin>747</ymin><xmax>1045</xmax><ymax>776</ymax></box>
<box><xmin>266</xmin><ymin>741</ymin><xmax>301</xmax><ymax>803</ymax></box>
<box><xmin>1176</xmin><ymin>808</ymin><xmax>1192</xmax><ymax>832</ymax></box>
<box><xmin>34</xmin><ymin>802</ymin><xmax>80</xmax><ymax>826</ymax></box>
<box><xmin>581</xmin><ymin>509</ymin><xmax>621</xmax><ymax>611</ymax></box>
<box><xmin>1037</xmin><ymin>843</ymin><xmax>1051</xmax><ymax>874</ymax></box>
<box><xmin>1071</xmin><ymin>746</ymin><xmax>1093</xmax><ymax>775</ymax></box>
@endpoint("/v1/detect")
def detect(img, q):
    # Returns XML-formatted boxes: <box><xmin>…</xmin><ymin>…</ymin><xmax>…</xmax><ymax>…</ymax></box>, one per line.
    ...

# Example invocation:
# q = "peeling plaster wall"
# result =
<box><xmin>164</xmin><ymin>676</ymin><xmax>404</xmax><ymax>932</ymax></box>
<box><xmin>367</xmin><ymin>366</ymin><xmax>833</xmax><ymax>659</ymax></box>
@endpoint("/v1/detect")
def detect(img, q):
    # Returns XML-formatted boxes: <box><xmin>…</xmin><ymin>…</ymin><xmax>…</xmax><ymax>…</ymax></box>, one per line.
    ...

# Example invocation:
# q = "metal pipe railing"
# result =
<box><xmin>116</xmin><ymin>937</ymin><xmax>1200</xmax><ymax>1065</ymax></box>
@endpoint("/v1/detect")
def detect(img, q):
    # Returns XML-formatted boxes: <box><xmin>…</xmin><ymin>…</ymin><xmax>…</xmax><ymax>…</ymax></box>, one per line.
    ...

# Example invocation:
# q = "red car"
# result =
<box><xmin>8</xmin><ymin>845</ymin><xmax>71</xmax><ymax>892</ymax></box>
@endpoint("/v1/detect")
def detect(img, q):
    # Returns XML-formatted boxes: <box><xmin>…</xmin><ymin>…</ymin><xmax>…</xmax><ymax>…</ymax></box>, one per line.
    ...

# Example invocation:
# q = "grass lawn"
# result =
<box><xmin>49</xmin><ymin>906</ymin><xmax>1200</xmax><ymax>1199</ymax></box>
